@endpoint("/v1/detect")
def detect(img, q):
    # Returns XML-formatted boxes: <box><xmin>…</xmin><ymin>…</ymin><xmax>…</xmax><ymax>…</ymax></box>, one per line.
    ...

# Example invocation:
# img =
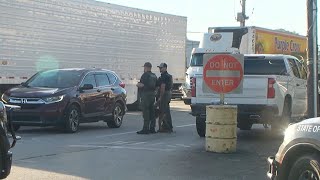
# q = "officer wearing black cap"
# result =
<box><xmin>136</xmin><ymin>62</ymin><xmax>158</xmax><ymax>134</ymax></box>
<box><xmin>156</xmin><ymin>63</ymin><xmax>173</xmax><ymax>133</ymax></box>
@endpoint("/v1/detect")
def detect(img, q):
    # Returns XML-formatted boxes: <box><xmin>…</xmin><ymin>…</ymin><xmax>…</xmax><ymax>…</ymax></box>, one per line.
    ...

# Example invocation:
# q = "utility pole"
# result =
<box><xmin>307</xmin><ymin>0</ymin><xmax>318</xmax><ymax>118</ymax></box>
<box><xmin>237</xmin><ymin>0</ymin><xmax>249</xmax><ymax>27</ymax></box>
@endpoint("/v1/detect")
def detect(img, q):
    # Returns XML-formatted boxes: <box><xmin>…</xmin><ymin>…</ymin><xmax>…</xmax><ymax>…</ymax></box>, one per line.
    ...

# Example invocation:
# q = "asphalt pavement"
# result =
<box><xmin>6</xmin><ymin>100</ymin><xmax>284</xmax><ymax>180</ymax></box>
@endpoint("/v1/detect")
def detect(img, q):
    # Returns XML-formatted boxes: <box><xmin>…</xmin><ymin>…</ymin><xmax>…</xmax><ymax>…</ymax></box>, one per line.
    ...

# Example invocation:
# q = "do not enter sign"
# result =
<box><xmin>203</xmin><ymin>54</ymin><xmax>244</xmax><ymax>94</ymax></box>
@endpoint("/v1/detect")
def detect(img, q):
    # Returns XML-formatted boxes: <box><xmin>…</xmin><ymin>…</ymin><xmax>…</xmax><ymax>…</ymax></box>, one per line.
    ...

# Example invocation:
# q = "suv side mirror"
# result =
<box><xmin>80</xmin><ymin>84</ymin><xmax>94</xmax><ymax>91</ymax></box>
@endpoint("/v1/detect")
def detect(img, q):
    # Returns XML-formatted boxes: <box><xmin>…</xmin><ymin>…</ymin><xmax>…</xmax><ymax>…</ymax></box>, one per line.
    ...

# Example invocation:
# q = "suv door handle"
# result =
<box><xmin>296</xmin><ymin>84</ymin><xmax>300</xmax><ymax>86</ymax></box>
<box><xmin>97</xmin><ymin>89</ymin><xmax>101</xmax><ymax>92</ymax></box>
<box><xmin>111</xmin><ymin>88</ymin><xmax>115</xmax><ymax>91</ymax></box>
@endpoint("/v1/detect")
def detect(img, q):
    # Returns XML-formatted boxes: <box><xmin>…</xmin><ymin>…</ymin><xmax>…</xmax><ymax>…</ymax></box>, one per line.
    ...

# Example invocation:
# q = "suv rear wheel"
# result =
<box><xmin>107</xmin><ymin>102</ymin><xmax>124</xmax><ymax>128</ymax></box>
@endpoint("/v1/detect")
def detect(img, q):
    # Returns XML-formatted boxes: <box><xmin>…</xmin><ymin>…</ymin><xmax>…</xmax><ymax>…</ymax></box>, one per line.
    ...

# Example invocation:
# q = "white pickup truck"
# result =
<box><xmin>190</xmin><ymin>54</ymin><xmax>307</xmax><ymax>137</ymax></box>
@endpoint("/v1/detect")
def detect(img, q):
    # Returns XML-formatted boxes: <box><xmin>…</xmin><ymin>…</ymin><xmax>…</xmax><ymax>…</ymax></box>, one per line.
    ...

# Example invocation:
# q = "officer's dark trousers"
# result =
<box><xmin>141</xmin><ymin>91</ymin><xmax>156</xmax><ymax>131</ymax></box>
<box><xmin>159</xmin><ymin>91</ymin><xmax>173</xmax><ymax>130</ymax></box>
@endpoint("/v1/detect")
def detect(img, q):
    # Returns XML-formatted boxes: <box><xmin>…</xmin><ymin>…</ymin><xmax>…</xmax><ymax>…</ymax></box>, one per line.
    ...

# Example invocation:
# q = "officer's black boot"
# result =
<box><xmin>149</xmin><ymin>128</ymin><xmax>157</xmax><ymax>134</ymax></box>
<box><xmin>137</xmin><ymin>129</ymin><xmax>149</xmax><ymax>134</ymax></box>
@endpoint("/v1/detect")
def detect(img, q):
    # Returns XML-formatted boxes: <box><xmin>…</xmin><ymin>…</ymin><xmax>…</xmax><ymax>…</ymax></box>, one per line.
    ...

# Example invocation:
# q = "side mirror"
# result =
<box><xmin>80</xmin><ymin>84</ymin><xmax>94</xmax><ymax>91</ymax></box>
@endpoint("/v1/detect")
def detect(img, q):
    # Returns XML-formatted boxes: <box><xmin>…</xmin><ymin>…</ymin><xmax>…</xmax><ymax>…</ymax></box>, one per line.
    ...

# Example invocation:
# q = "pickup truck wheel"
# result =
<box><xmin>272</xmin><ymin>101</ymin><xmax>291</xmax><ymax>131</ymax></box>
<box><xmin>288</xmin><ymin>153</ymin><xmax>320</xmax><ymax>180</ymax></box>
<box><xmin>196</xmin><ymin>117</ymin><xmax>205</xmax><ymax>137</ymax></box>
<box><xmin>238</xmin><ymin>122</ymin><xmax>252</xmax><ymax>130</ymax></box>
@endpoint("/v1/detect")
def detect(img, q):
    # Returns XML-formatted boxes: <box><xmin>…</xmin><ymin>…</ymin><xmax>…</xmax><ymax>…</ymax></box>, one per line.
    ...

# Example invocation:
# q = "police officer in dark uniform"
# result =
<box><xmin>136</xmin><ymin>62</ymin><xmax>157</xmax><ymax>134</ymax></box>
<box><xmin>156</xmin><ymin>63</ymin><xmax>173</xmax><ymax>133</ymax></box>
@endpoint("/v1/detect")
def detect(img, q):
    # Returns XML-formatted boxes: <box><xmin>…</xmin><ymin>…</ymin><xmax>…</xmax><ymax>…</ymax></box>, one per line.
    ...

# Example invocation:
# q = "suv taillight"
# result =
<box><xmin>267</xmin><ymin>78</ymin><xmax>276</xmax><ymax>99</ymax></box>
<box><xmin>119</xmin><ymin>82</ymin><xmax>125</xmax><ymax>88</ymax></box>
<box><xmin>191</xmin><ymin>78</ymin><xmax>196</xmax><ymax>97</ymax></box>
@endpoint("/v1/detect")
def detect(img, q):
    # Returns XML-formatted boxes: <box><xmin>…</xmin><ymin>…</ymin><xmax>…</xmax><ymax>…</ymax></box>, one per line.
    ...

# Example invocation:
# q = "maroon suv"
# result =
<box><xmin>1</xmin><ymin>68</ymin><xmax>127</xmax><ymax>133</ymax></box>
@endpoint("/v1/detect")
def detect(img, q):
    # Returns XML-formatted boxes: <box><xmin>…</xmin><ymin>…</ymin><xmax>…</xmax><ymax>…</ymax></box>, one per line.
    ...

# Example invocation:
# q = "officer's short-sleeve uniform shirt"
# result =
<box><xmin>157</xmin><ymin>71</ymin><xmax>172</xmax><ymax>91</ymax></box>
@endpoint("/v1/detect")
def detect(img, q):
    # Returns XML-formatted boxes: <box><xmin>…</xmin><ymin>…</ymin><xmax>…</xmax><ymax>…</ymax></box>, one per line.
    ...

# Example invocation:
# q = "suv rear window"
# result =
<box><xmin>107</xmin><ymin>73</ymin><xmax>117</xmax><ymax>84</ymax></box>
<box><xmin>244</xmin><ymin>59</ymin><xmax>287</xmax><ymax>75</ymax></box>
<box><xmin>95</xmin><ymin>74</ymin><xmax>110</xmax><ymax>87</ymax></box>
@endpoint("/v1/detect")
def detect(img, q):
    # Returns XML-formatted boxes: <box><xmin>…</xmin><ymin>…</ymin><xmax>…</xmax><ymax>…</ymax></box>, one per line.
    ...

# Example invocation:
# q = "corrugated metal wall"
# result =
<box><xmin>0</xmin><ymin>0</ymin><xmax>187</xmax><ymax>85</ymax></box>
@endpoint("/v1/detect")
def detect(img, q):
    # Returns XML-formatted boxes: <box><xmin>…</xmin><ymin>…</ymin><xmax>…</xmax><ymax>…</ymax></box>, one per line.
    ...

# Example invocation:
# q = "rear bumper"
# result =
<box><xmin>267</xmin><ymin>156</ymin><xmax>279</xmax><ymax>180</ymax></box>
<box><xmin>190</xmin><ymin>103</ymin><xmax>279</xmax><ymax>123</ymax></box>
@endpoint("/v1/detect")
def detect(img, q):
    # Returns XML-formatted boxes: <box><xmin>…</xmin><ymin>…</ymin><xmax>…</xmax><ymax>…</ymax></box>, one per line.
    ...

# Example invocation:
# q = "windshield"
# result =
<box><xmin>244</xmin><ymin>59</ymin><xmax>287</xmax><ymax>75</ymax></box>
<box><xmin>189</xmin><ymin>53</ymin><xmax>204</xmax><ymax>67</ymax></box>
<box><xmin>26</xmin><ymin>69</ymin><xmax>83</xmax><ymax>88</ymax></box>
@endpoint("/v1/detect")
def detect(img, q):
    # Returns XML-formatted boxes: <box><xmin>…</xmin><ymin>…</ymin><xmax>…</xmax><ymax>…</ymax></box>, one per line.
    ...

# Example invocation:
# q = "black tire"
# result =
<box><xmin>196</xmin><ymin>117</ymin><xmax>206</xmax><ymax>137</ymax></box>
<box><xmin>64</xmin><ymin>105</ymin><xmax>80</xmax><ymax>133</ymax></box>
<box><xmin>238</xmin><ymin>122</ymin><xmax>253</xmax><ymax>130</ymax></box>
<box><xmin>107</xmin><ymin>102</ymin><xmax>124</xmax><ymax>128</ymax></box>
<box><xmin>0</xmin><ymin>147</ymin><xmax>9</xmax><ymax>180</ymax></box>
<box><xmin>288</xmin><ymin>153</ymin><xmax>320</xmax><ymax>180</ymax></box>
<box><xmin>272</xmin><ymin>100</ymin><xmax>291</xmax><ymax>131</ymax></box>
<box><xmin>0</xmin><ymin>132</ymin><xmax>11</xmax><ymax>179</ymax></box>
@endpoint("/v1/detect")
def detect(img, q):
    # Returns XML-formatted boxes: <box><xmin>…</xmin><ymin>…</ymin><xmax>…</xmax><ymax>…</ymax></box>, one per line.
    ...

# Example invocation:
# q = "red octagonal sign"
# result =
<box><xmin>203</xmin><ymin>54</ymin><xmax>243</xmax><ymax>93</ymax></box>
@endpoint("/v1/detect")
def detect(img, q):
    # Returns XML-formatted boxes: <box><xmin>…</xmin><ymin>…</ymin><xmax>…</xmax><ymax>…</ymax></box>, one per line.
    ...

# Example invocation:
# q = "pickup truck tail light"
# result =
<box><xmin>191</xmin><ymin>78</ymin><xmax>196</xmax><ymax>97</ymax></box>
<box><xmin>267</xmin><ymin>78</ymin><xmax>276</xmax><ymax>98</ymax></box>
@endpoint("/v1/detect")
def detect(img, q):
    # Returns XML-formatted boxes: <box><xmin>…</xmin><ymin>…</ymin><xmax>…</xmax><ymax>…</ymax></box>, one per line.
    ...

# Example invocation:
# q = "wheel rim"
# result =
<box><xmin>114</xmin><ymin>105</ymin><xmax>123</xmax><ymax>125</ymax></box>
<box><xmin>298</xmin><ymin>170</ymin><xmax>319</xmax><ymax>180</ymax></box>
<box><xmin>69</xmin><ymin>109</ymin><xmax>79</xmax><ymax>131</ymax></box>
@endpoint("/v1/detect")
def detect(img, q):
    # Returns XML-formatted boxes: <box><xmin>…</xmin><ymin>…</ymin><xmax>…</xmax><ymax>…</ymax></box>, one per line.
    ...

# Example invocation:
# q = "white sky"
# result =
<box><xmin>97</xmin><ymin>0</ymin><xmax>316</xmax><ymax>40</ymax></box>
